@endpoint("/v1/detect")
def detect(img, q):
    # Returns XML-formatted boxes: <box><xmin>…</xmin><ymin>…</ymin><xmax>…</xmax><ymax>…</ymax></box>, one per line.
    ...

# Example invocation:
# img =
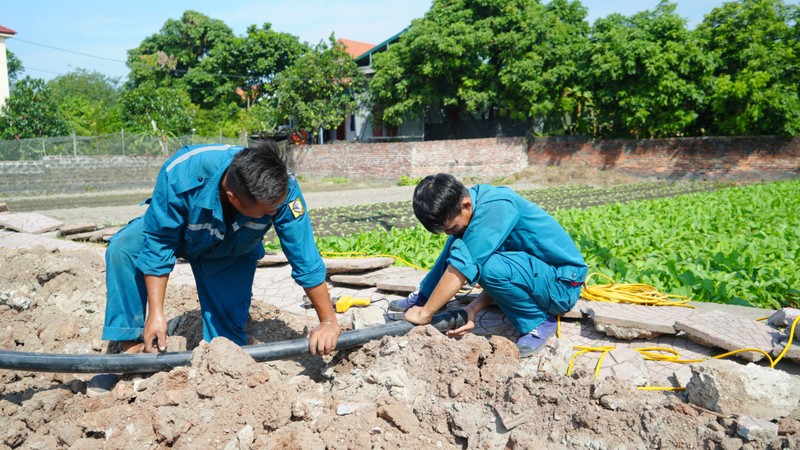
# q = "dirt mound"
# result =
<box><xmin>1</xmin><ymin>247</ymin><xmax>799</xmax><ymax>449</ymax></box>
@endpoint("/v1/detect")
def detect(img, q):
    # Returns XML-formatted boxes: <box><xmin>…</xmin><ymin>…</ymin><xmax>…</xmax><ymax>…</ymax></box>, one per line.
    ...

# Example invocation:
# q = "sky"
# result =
<box><xmin>2</xmin><ymin>0</ymin><xmax>751</xmax><ymax>83</ymax></box>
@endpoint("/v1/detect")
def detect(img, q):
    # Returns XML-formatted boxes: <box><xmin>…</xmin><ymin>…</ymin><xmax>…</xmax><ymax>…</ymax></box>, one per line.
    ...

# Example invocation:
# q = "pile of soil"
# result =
<box><xmin>1</xmin><ymin>246</ymin><xmax>798</xmax><ymax>449</ymax></box>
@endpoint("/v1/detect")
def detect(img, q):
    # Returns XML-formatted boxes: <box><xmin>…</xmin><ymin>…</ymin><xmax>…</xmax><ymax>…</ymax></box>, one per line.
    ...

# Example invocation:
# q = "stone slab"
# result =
<box><xmin>0</xmin><ymin>212</ymin><xmax>64</xmax><ymax>234</ymax></box>
<box><xmin>57</xmin><ymin>223</ymin><xmax>98</xmax><ymax>237</ymax></box>
<box><xmin>583</xmin><ymin>302</ymin><xmax>698</xmax><ymax>336</ymax></box>
<box><xmin>323</xmin><ymin>256</ymin><xmax>395</xmax><ymax>275</ymax></box>
<box><xmin>257</xmin><ymin>252</ymin><xmax>288</xmax><ymax>267</ymax></box>
<box><xmin>330</xmin><ymin>266</ymin><xmax>428</xmax><ymax>287</ymax></box>
<box><xmin>674</xmin><ymin>310</ymin><xmax>783</xmax><ymax>362</ymax></box>
<box><xmin>376</xmin><ymin>275</ymin><xmax>426</xmax><ymax>293</ymax></box>
<box><xmin>561</xmin><ymin>298</ymin><xmax>590</xmax><ymax>319</ymax></box>
<box><xmin>0</xmin><ymin>229</ymin><xmax>91</xmax><ymax>252</ymax></box>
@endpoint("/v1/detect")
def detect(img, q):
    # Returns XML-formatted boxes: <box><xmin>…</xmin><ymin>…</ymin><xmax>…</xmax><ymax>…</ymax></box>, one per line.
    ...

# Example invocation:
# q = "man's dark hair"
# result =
<box><xmin>226</xmin><ymin>140</ymin><xmax>288</xmax><ymax>204</ymax></box>
<box><xmin>413</xmin><ymin>173</ymin><xmax>469</xmax><ymax>233</ymax></box>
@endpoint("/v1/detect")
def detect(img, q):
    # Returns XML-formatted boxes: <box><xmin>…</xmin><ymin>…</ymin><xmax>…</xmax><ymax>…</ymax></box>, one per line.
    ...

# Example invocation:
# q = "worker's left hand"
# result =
<box><xmin>446</xmin><ymin>306</ymin><xmax>476</xmax><ymax>337</ymax></box>
<box><xmin>404</xmin><ymin>306</ymin><xmax>433</xmax><ymax>325</ymax></box>
<box><xmin>309</xmin><ymin>321</ymin><xmax>340</xmax><ymax>355</ymax></box>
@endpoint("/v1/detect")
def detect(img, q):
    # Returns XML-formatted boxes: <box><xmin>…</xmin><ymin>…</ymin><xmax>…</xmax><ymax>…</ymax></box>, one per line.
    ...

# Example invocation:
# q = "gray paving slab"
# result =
<box><xmin>675</xmin><ymin>310</ymin><xmax>783</xmax><ymax>362</ymax></box>
<box><xmin>330</xmin><ymin>266</ymin><xmax>428</xmax><ymax>287</ymax></box>
<box><xmin>57</xmin><ymin>223</ymin><xmax>98</xmax><ymax>237</ymax></box>
<box><xmin>257</xmin><ymin>252</ymin><xmax>288</xmax><ymax>267</ymax></box>
<box><xmin>323</xmin><ymin>256</ymin><xmax>395</xmax><ymax>275</ymax></box>
<box><xmin>0</xmin><ymin>229</ymin><xmax>95</xmax><ymax>252</ymax></box>
<box><xmin>376</xmin><ymin>276</ymin><xmax>425</xmax><ymax>293</ymax></box>
<box><xmin>0</xmin><ymin>212</ymin><xmax>64</xmax><ymax>234</ymax></box>
<box><xmin>583</xmin><ymin>302</ymin><xmax>698</xmax><ymax>336</ymax></box>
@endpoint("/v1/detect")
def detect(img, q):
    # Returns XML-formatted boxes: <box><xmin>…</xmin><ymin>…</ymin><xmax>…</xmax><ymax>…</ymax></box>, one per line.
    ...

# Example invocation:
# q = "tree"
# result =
<box><xmin>580</xmin><ymin>1</ymin><xmax>711</xmax><ymax>138</ymax></box>
<box><xmin>368</xmin><ymin>0</ymin><xmax>590</xmax><ymax>134</ymax></box>
<box><xmin>273</xmin><ymin>36</ymin><xmax>365</xmax><ymax>137</ymax></box>
<box><xmin>695</xmin><ymin>0</ymin><xmax>800</xmax><ymax>136</ymax></box>
<box><xmin>0</xmin><ymin>76</ymin><xmax>70</xmax><ymax>139</ymax></box>
<box><xmin>46</xmin><ymin>69</ymin><xmax>123</xmax><ymax>135</ymax></box>
<box><xmin>126</xmin><ymin>10</ymin><xmax>236</xmax><ymax>107</ymax></box>
<box><xmin>6</xmin><ymin>50</ymin><xmax>23</xmax><ymax>83</ymax></box>
<box><xmin>120</xmin><ymin>82</ymin><xmax>194</xmax><ymax>136</ymax></box>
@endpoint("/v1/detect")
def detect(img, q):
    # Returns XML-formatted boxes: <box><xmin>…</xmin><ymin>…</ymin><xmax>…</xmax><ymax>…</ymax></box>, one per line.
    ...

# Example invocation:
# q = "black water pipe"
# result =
<box><xmin>0</xmin><ymin>310</ymin><xmax>467</xmax><ymax>374</ymax></box>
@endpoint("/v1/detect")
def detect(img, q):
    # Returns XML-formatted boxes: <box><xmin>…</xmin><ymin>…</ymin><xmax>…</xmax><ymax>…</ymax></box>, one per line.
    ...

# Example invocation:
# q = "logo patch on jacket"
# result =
<box><xmin>290</xmin><ymin>197</ymin><xmax>305</xmax><ymax>218</ymax></box>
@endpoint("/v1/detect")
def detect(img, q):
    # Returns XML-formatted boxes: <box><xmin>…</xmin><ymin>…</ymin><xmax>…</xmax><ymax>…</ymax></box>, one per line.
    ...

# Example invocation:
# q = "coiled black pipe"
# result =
<box><xmin>0</xmin><ymin>310</ymin><xmax>467</xmax><ymax>374</ymax></box>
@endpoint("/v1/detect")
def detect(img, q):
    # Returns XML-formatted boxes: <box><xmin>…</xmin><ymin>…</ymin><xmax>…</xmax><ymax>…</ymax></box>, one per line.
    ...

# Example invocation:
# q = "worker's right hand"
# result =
<box><xmin>446</xmin><ymin>307</ymin><xmax>476</xmax><ymax>337</ymax></box>
<box><xmin>143</xmin><ymin>311</ymin><xmax>168</xmax><ymax>353</ymax></box>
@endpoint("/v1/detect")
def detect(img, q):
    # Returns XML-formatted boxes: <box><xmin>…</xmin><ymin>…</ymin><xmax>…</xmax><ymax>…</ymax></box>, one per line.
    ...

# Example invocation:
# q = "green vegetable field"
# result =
<box><xmin>279</xmin><ymin>180</ymin><xmax>798</xmax><ymax>310</ymax></box>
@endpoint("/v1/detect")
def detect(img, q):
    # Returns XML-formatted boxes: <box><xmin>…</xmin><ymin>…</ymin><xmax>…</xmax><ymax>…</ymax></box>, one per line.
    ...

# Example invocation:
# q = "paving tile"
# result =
<box><xmin>583</xmin><ymin>302</ymin><xmax>698</xmax><ymax>336</ymax></box>
<box><xmin>330</xmin><ymin>266</ymin><xmax>428</xmax><ymax>287</ymax></box>
<box><xmin>0</xmin><ymin>229</ymin><xmax>94</xmax><ymax>252</ymax></box>
<box><xmin>57</xmin><ymin>223</ymin><xmax>98</xmax><ymax>237</ymax></box>
<box><xmin>257</xmin><ymin>252</ymin><xmax>288</xmax><ymax>267</ymax></box>
<box><xmin>0</xmin><ymin>212</ymin><xmax>64</xmax><ymax>234</ymax></box>
<box><xmin>674</xmin><ymin>310</ymin><xmax>783</xmax><ymax>362</ymax></box>
<box><xmin>595</xmin><ymin>348</ymin><xmax>650</xmax><ymax>386</ymax></box>
<box><xmin>323</xmin><ymin>256</ymin><xmax>395</xmax><ymax>275</ymax></box>
<box><xmin>376</xmin><ymin>276</ymin><xmax>425</xmax><ymax>293</ymax></box>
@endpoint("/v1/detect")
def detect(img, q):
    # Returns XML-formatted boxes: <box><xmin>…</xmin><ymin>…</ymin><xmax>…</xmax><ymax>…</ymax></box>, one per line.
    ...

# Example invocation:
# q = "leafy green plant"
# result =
<box><xmin>398</xmin><ymin>175</ymin><xmax>422</xmax><ymax>187</ymax></box>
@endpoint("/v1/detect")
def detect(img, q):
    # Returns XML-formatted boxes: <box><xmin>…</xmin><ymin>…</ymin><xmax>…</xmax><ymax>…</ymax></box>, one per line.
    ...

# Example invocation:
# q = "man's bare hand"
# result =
<box><xmin>446</xmin><ymin>307</ymin><xmax>476</xmax><ymax>337</ymax></box>
<box><xmin>404</xmin><ymin>306</ymin><xmax>433</xmax><ymax>325</ymax></box>
<box><xmin>309</xmin><ymin>321</ymin><xmax>340</xmax><ymax>355</ymax></box>
<box><xmin>143</xmin><ymin>312</ymin><xmax>168</xmax><ymax>353</ymax></box>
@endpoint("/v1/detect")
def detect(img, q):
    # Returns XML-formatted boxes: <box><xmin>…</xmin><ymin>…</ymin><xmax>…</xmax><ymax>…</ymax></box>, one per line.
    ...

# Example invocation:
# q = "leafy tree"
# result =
<box><xmin>120</xmin><ymin>82</ymin><xmax>194</xmax><ymax>136</ymax></box>
<box><xmin>273</xmin><ymin>36</ymin><xmax>365</xmax><ymax>136</ymax></box>
<box><xmin>368</xmin><ymin>0</ymin><xmax>590</xmax><ymax>133</ymax></box>
<box><xmin>0</xmin><ymin>76</ymin><xmax>70</xmax><ymax>139</ymax></box>
<box><xmin>46</xmin><ymin>69</ymin><xmax>123</xmax><ymax>135</ymax></box>
<box><xmin>126</xmin><ymin>10</ymin><xmax>235</xmax><ymax>107</ymax></box>
<box><xmin>695</xmin><ymin>0</ymin><xmax>800</xmax><ymax>136</ymax></box>
<box><xmin>213</xmin><ymin>23</ymin><xmax>307</xmax><ymax>108</ymax></box>
<box><xmin>494</xmin><ymin>0</ymin><xmax>590</xmax><ymax>133</ymax></box>
<box><xmin>580</xmin><ymin>1</ymin><xmax>711</xmax><ymax>138</ymax></box>
<box><xmin>6</xmin><ymin>50</ymin><xmax>23</xmax><ymax>83</ymax></box>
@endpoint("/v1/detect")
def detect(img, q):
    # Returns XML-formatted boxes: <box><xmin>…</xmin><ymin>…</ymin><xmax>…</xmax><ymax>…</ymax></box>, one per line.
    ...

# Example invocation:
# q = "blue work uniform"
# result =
<box><xmin>102</xmin><ymin>144</ymin><xmax>326</xmax><ymax>345</ymax></box>
<box><xmin>418</xmin><ymin>185</ymin><xmax>588</xmax><ymax>334</ymax></box>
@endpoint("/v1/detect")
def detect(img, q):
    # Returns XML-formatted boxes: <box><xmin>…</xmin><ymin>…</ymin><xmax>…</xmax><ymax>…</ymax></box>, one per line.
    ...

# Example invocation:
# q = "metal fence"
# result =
<box><xmin>0</xmin><ymin>132</ymin><xmax>248</xmax><ymax>161</ymax></box>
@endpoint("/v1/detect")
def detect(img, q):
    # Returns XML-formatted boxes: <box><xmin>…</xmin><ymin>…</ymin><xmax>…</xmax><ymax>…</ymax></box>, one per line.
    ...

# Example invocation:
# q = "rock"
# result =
<box><xmin>768</xmin><ymin>308</ymin><xmax>800</xmax><ymax>327</ymax></box>
<box><xmin>351</xmin><ymin>306</ymin><xmax>387</xmax><ymax>329</ymax></box>
<box><xmin>377</xmin><ymin>404</ymin><xmax>419</xmax><ymax>434</ymax></box>
<box><xmin>736</xmin><ymin>416</ymin><xmax>779</xmax><ymax>441</ymax></box>
<box><xmin>595</xmin><ymin>348</ymin><xmax>650</xmax><ymax>387</ymax></box>
<box><xmin>686</xmin><ymin>359</ymin><xmax>800</xmax><ymax>420</ymax></box>
<box><xmin>0</xmin><ymin>202</ymin><xmax>9</xmax><ymax>213</ymax></box>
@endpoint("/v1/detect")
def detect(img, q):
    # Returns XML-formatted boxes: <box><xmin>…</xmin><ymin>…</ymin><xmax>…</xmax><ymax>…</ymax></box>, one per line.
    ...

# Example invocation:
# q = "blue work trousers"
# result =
<box><xmin>478</xmin><ymin>251</ymin><xmax>582</xmax><ymax>334</ymax></box>
<box><xmin>102</xmin><ymin>217</ymin><xmax>256</xmax><ymax>345</ymax></box>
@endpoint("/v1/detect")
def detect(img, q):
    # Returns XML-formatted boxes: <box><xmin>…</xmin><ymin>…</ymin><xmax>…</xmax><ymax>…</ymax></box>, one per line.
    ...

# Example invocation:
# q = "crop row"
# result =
<box><xmin>300</xmin><ymin>180</ymin><xmax>798</xmax><ymax>309</ymax></box>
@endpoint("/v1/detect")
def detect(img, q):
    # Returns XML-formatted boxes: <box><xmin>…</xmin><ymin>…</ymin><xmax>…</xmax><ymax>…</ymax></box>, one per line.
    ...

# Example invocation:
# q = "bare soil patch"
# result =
<box><xmin>1</xmin><ymin>246</ymin><xmax>798</xmax><ymax>449</ymax></box>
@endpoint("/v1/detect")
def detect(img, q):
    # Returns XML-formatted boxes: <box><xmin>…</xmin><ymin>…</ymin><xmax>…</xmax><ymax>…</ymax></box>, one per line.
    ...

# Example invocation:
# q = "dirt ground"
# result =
<box><xmin>1</xmin><ymin>165</ymin><xmax>798</xmax><ymax>449</ymax></box>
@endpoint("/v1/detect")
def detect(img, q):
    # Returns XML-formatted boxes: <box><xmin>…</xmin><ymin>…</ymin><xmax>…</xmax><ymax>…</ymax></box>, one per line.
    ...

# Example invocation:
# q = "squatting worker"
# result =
<box><xmin>101</xmin><ymin>140</ymin><xmax>339</xmax><ymax>355</ymax></box>
<box><xmin>391</xmin><ymin>173</ymin><xmax>587</xmax><ymax>357</ymax></box>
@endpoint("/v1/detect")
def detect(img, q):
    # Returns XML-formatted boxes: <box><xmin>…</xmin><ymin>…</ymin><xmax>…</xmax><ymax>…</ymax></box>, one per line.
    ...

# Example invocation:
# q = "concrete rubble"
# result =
<box><xmin>1</xmin><ymin>211</ymin><xmax>799</xmax><ymax>424</ymax></box>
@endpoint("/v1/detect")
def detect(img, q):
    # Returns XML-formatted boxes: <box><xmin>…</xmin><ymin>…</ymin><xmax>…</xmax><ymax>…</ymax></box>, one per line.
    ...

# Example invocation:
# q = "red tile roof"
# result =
<box><xmin>337</xmin><ymin>38</ymin><xmax>374</xmax><ymax>58</ymax></box>
<box><xmin>0</xmin><ymin>25</ymin><xmax>17</xmax><ymax>35</ymax></box>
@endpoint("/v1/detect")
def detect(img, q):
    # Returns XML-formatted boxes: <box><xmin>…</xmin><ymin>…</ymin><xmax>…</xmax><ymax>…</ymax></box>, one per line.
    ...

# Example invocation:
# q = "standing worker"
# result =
<box><xmin>392</xmin><ymin>173</ymin><xmax>587</xmax><ymax>357</ymax></box>
<box><xmin>102</xmin><ymin>140</ymin><xmax>339</xmax><ymax>355</ymax></box>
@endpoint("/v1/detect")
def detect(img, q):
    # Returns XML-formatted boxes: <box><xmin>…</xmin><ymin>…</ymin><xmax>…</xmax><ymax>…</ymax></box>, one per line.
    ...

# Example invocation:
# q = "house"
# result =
<box><xmin>0</xmin><ymin>24</ymin><xmax>17</xmax><ymax>108</ymax></box>
<box><xmin>332</xmin><ymin>33</ymin><xmax>424</xmax><ymax>143</ymax></box>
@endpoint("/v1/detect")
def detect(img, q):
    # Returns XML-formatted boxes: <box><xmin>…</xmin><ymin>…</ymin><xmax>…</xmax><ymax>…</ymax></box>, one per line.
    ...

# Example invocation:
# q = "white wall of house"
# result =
<box><xmin>0</xmin><ymin>34</ymin><xmax>12</xmax><ymax>108</ymax></box>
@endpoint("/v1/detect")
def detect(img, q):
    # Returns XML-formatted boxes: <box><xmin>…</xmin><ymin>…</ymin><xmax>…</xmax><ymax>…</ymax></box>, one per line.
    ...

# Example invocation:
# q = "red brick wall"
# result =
<box><xmin>528</xmin><ymin>136</ymin><xmax>800</xmax><ymax>180</ymax></box>
<box><xmin>288</xmin><ymin>137</ymin><xmax>528</xmax><ymax>181</ymax></box>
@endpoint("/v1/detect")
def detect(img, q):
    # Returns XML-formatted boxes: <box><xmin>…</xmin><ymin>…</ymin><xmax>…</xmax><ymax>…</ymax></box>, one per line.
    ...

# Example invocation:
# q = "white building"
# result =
<box><xmin>0</xmin><ymin>25</ymin><xmax>17</xmax><ymax>108</ymax></box>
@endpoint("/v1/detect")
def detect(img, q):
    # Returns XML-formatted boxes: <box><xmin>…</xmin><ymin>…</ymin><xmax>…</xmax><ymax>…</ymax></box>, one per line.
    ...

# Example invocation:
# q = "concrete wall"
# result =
<box><xmin>1</xmin><ymin>136</ymin><xmax>797</xmax><ymax>196</ymax></box>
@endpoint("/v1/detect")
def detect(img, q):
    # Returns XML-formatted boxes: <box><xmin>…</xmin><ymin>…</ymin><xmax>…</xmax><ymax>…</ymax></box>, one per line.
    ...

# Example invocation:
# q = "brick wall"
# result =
<box><xmin>1</xmin><ymin>136</ymin><xmax>797</xmax><ymax>196</ymax></box>
<box><xmin>0</xmin><ymin>156</ymin><xmax>167</xmax><ymax>195</ymax></box>
<box><xmin>528</xmin><ymin>136</ymin><xmax>800</xmax><ymax>180</ymax></box>
<box><xmin>288</xmin><ymin>137</ymin><xmax>528</xmax><ymax>181</ymax></box>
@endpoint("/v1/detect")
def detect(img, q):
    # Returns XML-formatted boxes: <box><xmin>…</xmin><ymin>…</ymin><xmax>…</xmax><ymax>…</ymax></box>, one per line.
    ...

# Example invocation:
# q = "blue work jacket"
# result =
<box><xmin>135</xmin><ymin>144</ymin><xmax>327</xmax><ymax>288</ymax></box>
